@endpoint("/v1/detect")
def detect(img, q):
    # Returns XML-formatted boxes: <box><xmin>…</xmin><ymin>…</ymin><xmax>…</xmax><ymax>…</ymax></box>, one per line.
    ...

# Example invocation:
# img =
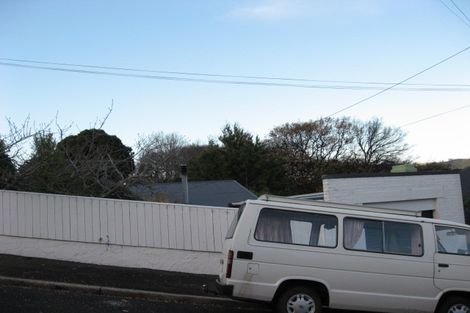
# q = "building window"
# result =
<box><xmin>421</xmin><ymin>210</ymin><xmax>434</xmax><ymax>218</ymax></box>
<box><xmin>436</xmin><ymin>226</ymin><xmax>470</xmax><ymax>256</ymax></box>
<box><xmin>254</xmin><ymin>208</ymin><xmax>337</xmax><ymax>248</ymax></box>
<box><xmin>344</xmin><ymin>217</ymin><xmax>423</xmax><ymax>256</ymax></box>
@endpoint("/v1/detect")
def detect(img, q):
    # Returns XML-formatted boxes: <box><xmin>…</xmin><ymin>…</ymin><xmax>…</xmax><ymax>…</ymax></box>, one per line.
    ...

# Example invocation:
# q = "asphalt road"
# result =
<box><xmin>0</xmin><ymin>285</ymin><xmax>268</xmax><ymax>313</ymax></box>
<box><xmin>0</xmin><ymin>285</ymin><xmax>369</xmax><ymax>313</ymax></box>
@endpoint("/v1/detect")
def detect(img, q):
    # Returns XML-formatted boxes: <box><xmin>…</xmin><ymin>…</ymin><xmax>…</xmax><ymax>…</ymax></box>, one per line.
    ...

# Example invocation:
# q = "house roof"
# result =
<box><xmin>322</xmin><ymin>169</ymin><xmax>469</xmax><ymax>201</ymax></box>
<box><xmin>322</xmin><ymin>170</ymin><xmax>460</xmax><ymax>180</ymax></box>
<box><xmin>130</xmin><ymin>180</ymin><xmax>257</xmax><ymax>207</ymax></box>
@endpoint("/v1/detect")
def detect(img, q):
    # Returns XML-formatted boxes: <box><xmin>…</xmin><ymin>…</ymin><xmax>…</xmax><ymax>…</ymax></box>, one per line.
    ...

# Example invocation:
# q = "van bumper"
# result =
<box><xmin>203</xmin><ymin>279</ymin><xmax>233</xmax><ymax>297</ymax></box>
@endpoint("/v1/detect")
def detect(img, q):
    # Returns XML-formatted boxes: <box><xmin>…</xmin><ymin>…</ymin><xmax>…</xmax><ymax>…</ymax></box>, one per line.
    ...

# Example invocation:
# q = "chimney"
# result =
<box><xmin>180</xmin><ymin>164</ymin><xmax>189</xmax><ymax>204</ymax></box>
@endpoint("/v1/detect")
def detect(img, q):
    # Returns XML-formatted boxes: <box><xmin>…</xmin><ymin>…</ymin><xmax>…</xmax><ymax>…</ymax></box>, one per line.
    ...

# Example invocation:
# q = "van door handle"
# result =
<box><xmin>237</xmin><ymin>251</ymin><xmax>253</xmax><ymax>260</ymax></box>
<box><xmin>438</xmin><ymin>263</ymin><xmax>449</xmax><ymax>268</ymax></box>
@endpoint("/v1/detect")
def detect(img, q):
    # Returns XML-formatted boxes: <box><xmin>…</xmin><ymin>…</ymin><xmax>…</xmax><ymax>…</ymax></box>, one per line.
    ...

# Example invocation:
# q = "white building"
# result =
<box><xmin>322</xmin><ymin>171</ymin><xmax>465</xmax><ymax>224</ymax></box>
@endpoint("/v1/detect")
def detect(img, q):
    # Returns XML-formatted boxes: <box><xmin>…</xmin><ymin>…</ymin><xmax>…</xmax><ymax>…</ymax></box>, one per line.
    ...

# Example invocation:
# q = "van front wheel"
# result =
<box><xmin>275</xmin><ymin>286</ymin><xmax>322</xmax><ymax>313</ymax></box>
<box><xmin>438</xmin><ymin>296</ymin><xmax>470</xmax><ymax>313</ymax></box>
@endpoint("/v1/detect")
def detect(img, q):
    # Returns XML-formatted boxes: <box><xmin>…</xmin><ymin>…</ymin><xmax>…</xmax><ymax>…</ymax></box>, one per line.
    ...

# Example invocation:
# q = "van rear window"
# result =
<box><xmin>254</xmin><ymin>208</ymin><xmax>337</xmax><ymax>248</ymax></box>
<box><xmin>226</xmin><ymin>205</ymin><xmax>245</xmax><ymax>239</ymax></box>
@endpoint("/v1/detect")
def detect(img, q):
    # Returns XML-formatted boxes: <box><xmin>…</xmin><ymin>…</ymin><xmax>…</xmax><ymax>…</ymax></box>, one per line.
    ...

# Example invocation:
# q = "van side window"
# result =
<box><xmin>384</xmin><ymin>221</ymin><xmax>423</xmax><ymax>256</ymax></box>
<box><xmin>254</xmin><ymin>208</ymin><xmax>337</xmax><ymax>248</ymax></box>
<box><xmin>344</xmin><ymin>218</ymin><xmax>423</xmax><ymax>256</ymax></box>
<box><xmin>344</xmin><ymin>218</ymin><xmax>382</xmax><ymax>252</ymax></box>
<box><xmin>435</xmin><ymin>226</ymin><xmax>470</xmax><ymax>256</ymax></box>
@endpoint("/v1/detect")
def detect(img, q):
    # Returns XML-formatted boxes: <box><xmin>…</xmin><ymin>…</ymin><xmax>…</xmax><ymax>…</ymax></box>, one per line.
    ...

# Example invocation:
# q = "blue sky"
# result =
<box><xmin>1</xmin><ymin>0</ymin><xmax>469</xmax><ymax>162</ymax></box>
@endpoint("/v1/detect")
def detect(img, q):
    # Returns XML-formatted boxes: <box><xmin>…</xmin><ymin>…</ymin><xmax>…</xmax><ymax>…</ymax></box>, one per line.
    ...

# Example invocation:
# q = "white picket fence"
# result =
<box><xmin>0</xmin><ymin>190</ymin><xmax>236</xmax><ymax>253</ymax></box>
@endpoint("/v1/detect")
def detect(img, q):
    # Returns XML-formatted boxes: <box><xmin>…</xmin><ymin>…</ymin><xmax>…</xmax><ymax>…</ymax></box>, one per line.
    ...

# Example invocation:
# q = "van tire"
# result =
<box><xmin>437</xmin><ymin>296</ymin><xmax>470</xmax><ymax>313</ymax></box>
<box><xmin>275</xmin><ymin>286</ymin><xmax>322</xmax><ymax>313</ymax></box>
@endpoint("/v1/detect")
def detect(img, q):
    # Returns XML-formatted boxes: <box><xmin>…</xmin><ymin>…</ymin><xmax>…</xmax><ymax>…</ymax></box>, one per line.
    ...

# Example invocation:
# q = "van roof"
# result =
<box><xmin>249</xmin><ymin>195</ymin><xmax>470</xmax><ymax>229</ymax></box>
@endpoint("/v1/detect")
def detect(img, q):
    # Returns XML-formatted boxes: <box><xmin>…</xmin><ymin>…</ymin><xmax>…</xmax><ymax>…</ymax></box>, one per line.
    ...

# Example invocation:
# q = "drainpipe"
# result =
<box><xmin>180</xmin><ymin>164</ymin><xmax>189</xmax><ymax>204</ymax></box>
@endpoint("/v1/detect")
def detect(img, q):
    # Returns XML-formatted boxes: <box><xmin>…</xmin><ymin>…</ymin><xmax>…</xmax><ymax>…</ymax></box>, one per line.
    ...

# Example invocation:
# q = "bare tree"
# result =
<box><xmin>1</xmin><ymin>111</ymin><xmax>76</xmax><ymax>167</ymax></box>
<box><xmin>268</xmin><ymin>117</ymin><xmax>354</xmax><ymax>192</ymax></box>
<box><xmin>352</xmin><ymin>118</ymin><xmax>409</xmax><ymax>166</ymax></box>
<box><xmin>1</xmin><ymin>116</ymin><xmax>45</xmax><ymax>164</ymax></box>
<box><xmin>4</xmin><ymin>107</ymin><xmax>140</xmax><ymax>198</ymax></box>
<box><xmin>135</xmin><ymin>132</ymin><xmax>193</xmax><ymax>182</ymax></box>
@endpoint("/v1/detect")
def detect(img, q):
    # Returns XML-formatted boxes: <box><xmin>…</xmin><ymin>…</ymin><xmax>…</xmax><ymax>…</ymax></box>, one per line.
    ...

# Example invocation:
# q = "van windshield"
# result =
<box><xmin>226</xmin><ymin>204</ymin><xmax>245</xmax><ymax>239</ymax></box>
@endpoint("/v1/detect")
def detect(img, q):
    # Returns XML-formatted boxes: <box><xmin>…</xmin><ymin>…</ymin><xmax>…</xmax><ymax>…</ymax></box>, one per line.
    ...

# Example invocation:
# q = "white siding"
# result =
<box><xmin>0</xmin><ymin>190</ymin><xmax>236</xmax><ymax>253</ymax></box>
<box><xmin>323</xmin><ymin>174</ymin><xmax>465</xmax><ymax>223</ymax></box>
<box><xmin>365</xmin><ymin>199</ymin><xmax>436</xmax><ymax>213</ymax></box>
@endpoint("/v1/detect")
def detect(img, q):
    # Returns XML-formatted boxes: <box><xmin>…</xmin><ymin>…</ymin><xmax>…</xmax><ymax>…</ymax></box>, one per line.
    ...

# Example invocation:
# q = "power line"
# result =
<box><xmin>439</xmin><ymin>0</ymin><xmax>470</xmax><ymax>29</ymax></box>
<box><xmin>2</xmin><ymin>61</ymin><xmax>470</xmax><ymax>92</ymax></box>
<box><xmin>2</xmin><ymin>61</ymin><xmax>470</xmax><ymax>93</ymax></box>
<box><xmin>450</xmin><ymin>0</ymin><xmax>470</xmax><ymax>25</ymax></box>
<box><xmin>0</xmin><ymin>61</ymin><xmax>382</xmax><ymax>90</ymax></box>
<box><xmin>326</xmin><ymin>45</ymin><xmax>470</xmax><ymax>117</ymax></box>
<box><xmin>1</xmin><ymin>56</ymin><xmax>470</xmax><ymax>90</ymax></box>
<box><xmin>401</xmin><ymin>104</ymin><xmax>470</xmax><ymax>127</ymax></box>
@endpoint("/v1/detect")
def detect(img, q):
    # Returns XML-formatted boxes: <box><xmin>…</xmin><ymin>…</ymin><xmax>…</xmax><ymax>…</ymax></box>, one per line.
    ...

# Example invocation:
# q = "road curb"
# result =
<box><xmin>0</xmin><ymin>275</ymin><xmax>235</xmax><ymax>305</ymax></box>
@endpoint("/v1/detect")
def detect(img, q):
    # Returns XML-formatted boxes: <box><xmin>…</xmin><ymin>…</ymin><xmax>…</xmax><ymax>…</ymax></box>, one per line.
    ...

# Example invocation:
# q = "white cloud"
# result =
<box><xmin>229</xmin><ymin>0</ymin><xmax>386</xmax><ymax>21</ymax></box>
<box><xmin>230</xmin><ymin>0</ymin><xmax>309</xmax><ymax>20</ymax></box>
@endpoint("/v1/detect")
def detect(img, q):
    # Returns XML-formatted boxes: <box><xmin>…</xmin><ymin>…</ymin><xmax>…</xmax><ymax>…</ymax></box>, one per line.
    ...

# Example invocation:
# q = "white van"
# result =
<box><xmin>215</xmin><ymin>195</ymin><xmax>470</xmax><ymax>313</ymax></box>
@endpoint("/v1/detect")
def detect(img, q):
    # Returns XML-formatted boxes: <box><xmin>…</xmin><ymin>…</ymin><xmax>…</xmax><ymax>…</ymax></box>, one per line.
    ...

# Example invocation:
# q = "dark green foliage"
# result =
<box><xmin>17</xmin><ymin>129</ymin><xmax>135</xmax><ymax>199</ymax></box>
<box><xmin>189</xmin><ymin>124</ymin><xmax>287</xmax><ymax>195</ymax></box>
<box><xmin>189</xmin><ymin>140</ymin><xmax>227</xmax><ymax>181</ymax></box>
<box><xmin>57</xmin><ymin>129</ymin><xmax>134</xmax><ymax>180</ymax></box>
<box><xmin>16</xmin><ymin>132</ymin><xmax>70</xmax><ymax>193</ymax></box>
<box><xmin>0</xmin><ymin>140</ymin><xmax>15</xmax><ymax>189</ymax></box>
<box><xmin>188</xmin><ymin>119</ymin><xmax>408</xmax><ymax>196</ymax></box>
<box><xmin>57</xmin><ymin>129</ymin><xmax>135</xmax><ymax>198</ymax></box>
<box><xmin>323</xmin><ymin>159</ymin><xmax>395</xmax><ymax>177</ymax></box>
<box><xmin>415</xmin><ymin>162</ymin><xmax>452</xmax><ymax>172</ymax></box>
<box><xmin>7</xmin><ymin>117</ymin><xmax>412</xmax><ymax>199</ymax></box>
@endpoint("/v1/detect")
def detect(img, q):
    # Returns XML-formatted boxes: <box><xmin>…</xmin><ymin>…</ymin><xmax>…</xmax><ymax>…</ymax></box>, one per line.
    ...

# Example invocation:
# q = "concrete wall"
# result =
<box><xmin>0</xmin><ymin>190</ymin><xmax>236</xmax><ymax>274</ymax></box>
<box><xmin>323</xmin><ymin>173</ymin><xmax>465</xmax><ymax>223</ymax></box>
<box><xmin>0</xmin><ymin>235</ymin><xmax>220</xmax><ymax>274</ymax></box>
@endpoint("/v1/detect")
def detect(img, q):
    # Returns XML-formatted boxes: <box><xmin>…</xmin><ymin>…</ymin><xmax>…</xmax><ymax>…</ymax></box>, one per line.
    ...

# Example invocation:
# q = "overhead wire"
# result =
<box><xmin>1</xmin><ymin>57</ymin><xmax>470</xmax><ymax>90</ymax></box>
<box><xmin>326</xmin><ymin>45</ymin><xmax>470</xmax><ymax>117</ymax></box>
<box><xmin>439</xmin><ymin>0</ymin><xmax>470</xmax><ymax>29</ymax></box>
<box><xmin>0</xmin><ymin>61</ymin><xmax>405</xmax><ymax>90</ymax></box>
<box><xmin>2</xmin><ymin>60</ymin><xmax>470</xmax><ymax>93</ymax></box>
<box><xmin>399</xmin><ymin>1</ymin><xmax>470</xmax><ymax>128</ymax></box>
<box><xmin>2</xmin><ymin>56</ymin><xmax>469</xmax><ymax>129</ymax></box>
<box><xmin>450</xmin><ymin>0</ymin><xmax>470</xmax><ymax>25</ymax></box>
<box><xmin>401</xmin><ymin>104</ymin><xmax>470</xmax><ymax>127</ymax></box>
<box><xmin>2</xmin><ymin>61</ymin><xmax>470</xmax><ymax>92</ymax></box>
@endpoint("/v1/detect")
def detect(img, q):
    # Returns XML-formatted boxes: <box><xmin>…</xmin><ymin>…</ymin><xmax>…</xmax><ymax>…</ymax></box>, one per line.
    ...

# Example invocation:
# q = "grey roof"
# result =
<box><xmin>130</xmin><ymin>180</ymin><xmax>257</xmax><ymax>207</ymax></box>
<box><xmin>323</xmin><ymin>170</ymin><xmax>460</xmax><ymax>180</ymax></box>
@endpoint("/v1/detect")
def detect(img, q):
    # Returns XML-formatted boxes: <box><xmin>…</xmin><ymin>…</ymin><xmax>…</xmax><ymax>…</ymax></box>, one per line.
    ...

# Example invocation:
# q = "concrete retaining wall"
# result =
<box><xmin>0</xmin><ymin>235</ymin><xmax>220</xmax><ymax>274</ymax></box>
